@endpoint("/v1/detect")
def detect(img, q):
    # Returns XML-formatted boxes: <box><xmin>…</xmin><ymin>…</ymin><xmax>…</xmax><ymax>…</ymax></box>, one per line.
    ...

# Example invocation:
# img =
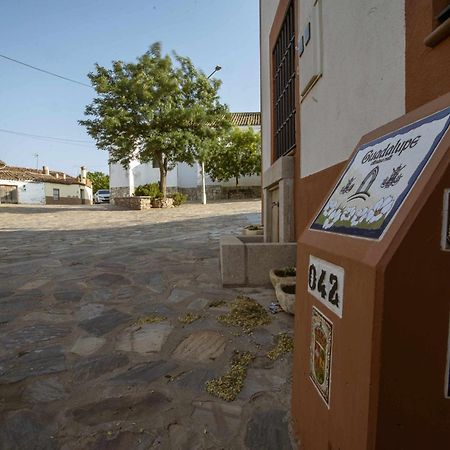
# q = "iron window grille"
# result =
<box><xmin>273</xmin><ymin>0</ymin><xmax>296</xmax><ymax>160</ymax></box>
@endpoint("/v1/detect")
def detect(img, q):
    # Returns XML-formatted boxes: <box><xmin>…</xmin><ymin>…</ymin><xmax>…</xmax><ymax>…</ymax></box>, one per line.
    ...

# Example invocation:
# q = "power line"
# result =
<box><xmin>0</xmin><ymin>127</ymin><xmax>96</xmax><ymax>148</ymax></box>
<box><xmin>0</xmin><ymin>127</ymin><xmax>93</xmax><ymax>144</ymax></box>
<box><xmin>0</xmin><ymin>53</ymin><xmax>92</xmax><ymax>88</ymax></box>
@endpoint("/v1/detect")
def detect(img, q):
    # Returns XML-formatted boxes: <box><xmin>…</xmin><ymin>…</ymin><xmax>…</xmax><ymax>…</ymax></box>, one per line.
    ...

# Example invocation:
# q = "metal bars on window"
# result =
<box><xmin>273</xmin><ymin>0</ymin><xmax>296</xmax><ymax>160</ymax></box>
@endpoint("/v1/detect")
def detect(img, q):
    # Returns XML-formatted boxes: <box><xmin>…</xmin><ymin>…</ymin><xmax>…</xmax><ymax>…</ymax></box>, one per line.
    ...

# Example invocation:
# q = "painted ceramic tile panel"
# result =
<box><xmin>311</xmin><ymin>107</ymin><xmax>450</xmax><ymax>239</ymax></box>
<box><xmin>309</xmin><ymin>307</ymin><xmax>333</xmax><ymax>406</ymax></box>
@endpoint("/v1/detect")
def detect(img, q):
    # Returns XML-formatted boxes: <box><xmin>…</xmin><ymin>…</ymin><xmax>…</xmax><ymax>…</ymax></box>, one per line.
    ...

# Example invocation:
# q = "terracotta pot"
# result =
<box><xmin>275</xmin><ymin>282</ymin><xmax>296</xmax><ymax>315</ymax></box>
<box><xmin>269</xmin><ymin>268</ymin><xmax>296</xmax><ymax>288</ymax></box>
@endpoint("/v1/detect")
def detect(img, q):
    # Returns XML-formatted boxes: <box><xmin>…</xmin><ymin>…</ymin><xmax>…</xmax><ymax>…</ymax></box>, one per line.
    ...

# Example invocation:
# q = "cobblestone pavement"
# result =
<box><xmin>0</xmin><ymin>201</ymin><xmax>295</xmax><ymax>450</ymax></box>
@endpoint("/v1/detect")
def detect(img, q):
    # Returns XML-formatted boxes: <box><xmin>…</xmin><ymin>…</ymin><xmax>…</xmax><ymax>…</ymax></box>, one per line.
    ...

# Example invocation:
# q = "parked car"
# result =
<box><xmin>94</xmin><ymin>189</ymin><xmax>110</xmax><ymax>203</ymax></box>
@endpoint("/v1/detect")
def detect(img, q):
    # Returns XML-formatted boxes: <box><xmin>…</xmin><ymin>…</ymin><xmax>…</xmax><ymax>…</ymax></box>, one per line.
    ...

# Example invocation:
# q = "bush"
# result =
<box><xmin>134</xmin><ymin>183</ymin><xmax>161</xmax><ymax>198</ymax></box>
<box><xmin>170</xmin><ymin>192</ymin><xmax>188</xmax><ymax>206</ymax></box>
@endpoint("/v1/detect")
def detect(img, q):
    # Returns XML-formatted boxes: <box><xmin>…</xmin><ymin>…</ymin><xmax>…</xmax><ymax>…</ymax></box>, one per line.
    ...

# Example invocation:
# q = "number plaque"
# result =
<box><xmin>308</xmin><ymin>255</ymin><xmax>345</xmax><ymax>318</ymax></box>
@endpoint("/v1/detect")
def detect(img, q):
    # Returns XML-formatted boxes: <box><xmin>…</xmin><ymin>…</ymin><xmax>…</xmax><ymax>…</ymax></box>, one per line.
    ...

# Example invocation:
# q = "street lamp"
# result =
<box><xmin>201</xmin><ymin>65</ymin><xmax>222</xmax><ymax>205</ymax></box>
<box><xmin>207</xmin><ymin>65</ymin><xmax>222</xmax><ymax>79</ymax></box>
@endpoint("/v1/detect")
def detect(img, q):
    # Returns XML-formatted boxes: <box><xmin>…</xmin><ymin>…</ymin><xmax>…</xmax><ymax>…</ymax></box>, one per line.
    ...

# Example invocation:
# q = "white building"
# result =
<box><xmin>0</xmin><ymin>163</ymin><xmax>93</xmax><ymax>205</ymax></box>
<box><xmin>109</xmin><ymin>112</ymin><xmax>261</xmax><ymax>202</ymax></box>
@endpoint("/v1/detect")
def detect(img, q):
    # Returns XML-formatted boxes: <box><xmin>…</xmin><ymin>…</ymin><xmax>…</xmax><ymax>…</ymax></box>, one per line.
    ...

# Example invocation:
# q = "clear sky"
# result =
<box><xmin>0</xmin><ymin>0</ymin><xmax>260</xmax><ymax>176</ymax></box>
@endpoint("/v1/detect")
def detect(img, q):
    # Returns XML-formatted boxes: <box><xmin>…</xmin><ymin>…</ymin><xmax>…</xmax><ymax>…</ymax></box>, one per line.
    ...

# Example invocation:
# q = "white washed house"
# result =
<box><xmin>0</xmin><ymin>164</ymin><xmax>93</xmax><ymax>205</ymax></box>
<box><xmin>109</xmin><ymin>112</ymin><xmax>261</xmax><ymax>202</ymax></box>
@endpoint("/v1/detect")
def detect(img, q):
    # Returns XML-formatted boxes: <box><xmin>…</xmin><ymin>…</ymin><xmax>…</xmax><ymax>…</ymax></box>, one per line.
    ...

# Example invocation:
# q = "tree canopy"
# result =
<box><xmin>206</xmin><ymin>127</ymin><xmax>261</xmax><ymax>186</ymax></box>
<box><xmin>79</xmin><ymin>42</ymin><xmax>230</xmax><ymax>197</ymax></box>
<box><xmin>87</xmin><ymin>171</ymin><xmax>109</xmax><ymax>193</ymax></box>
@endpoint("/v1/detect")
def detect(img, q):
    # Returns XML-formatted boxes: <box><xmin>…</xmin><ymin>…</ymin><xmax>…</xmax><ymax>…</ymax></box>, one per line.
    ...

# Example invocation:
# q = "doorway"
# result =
<box><xmin>0</xmin><ymin>185</ymin><xmax>18</xmax><ymax>204</ymax></box>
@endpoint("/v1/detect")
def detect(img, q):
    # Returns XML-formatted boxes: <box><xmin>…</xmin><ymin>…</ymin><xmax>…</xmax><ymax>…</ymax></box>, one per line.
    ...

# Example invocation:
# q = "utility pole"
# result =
<box><xmin>33</xmin><ymin>153</ymin><xmax>39</xmax><ymax>170</ymax></box>
<box><xmin>201</xmin><ymin>65</ymin><xmax>222</xmax><ymax>205</ymax></box>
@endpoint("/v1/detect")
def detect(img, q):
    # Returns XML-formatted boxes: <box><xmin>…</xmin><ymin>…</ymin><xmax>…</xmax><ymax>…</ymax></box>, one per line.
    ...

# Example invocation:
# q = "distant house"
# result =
<box><xmin>109</xmin><ymin>112</ymin><xmax>261</xmax><ymax>202</ymax></box>
<box><xmin>0</xmin><ymin>163</ymin><xmax>93</xmax><ymax>205</ymax></box>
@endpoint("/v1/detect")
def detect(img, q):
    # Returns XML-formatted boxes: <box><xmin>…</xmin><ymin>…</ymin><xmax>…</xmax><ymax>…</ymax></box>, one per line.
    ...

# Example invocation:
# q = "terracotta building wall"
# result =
<box><xmin>406</xmin><ymin>0</ymin><xmax>450</xmax><ymax>111</ymax></box>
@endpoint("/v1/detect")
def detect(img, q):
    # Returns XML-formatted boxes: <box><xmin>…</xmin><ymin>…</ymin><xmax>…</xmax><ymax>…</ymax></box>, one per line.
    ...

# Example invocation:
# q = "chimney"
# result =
<box><xmin>43</xmin><ymin>166</ymin><xmax>49</xmax><ymax>175</ymax></box>
<box><xmin>80</xmin><ymin>166</ymin><xmax>87</xmax><ymax>180</ymax></box>
<box><xmin>55</xmin><ymin>173</ymin><xmax>59</xmax><ymax>179</ymax></box>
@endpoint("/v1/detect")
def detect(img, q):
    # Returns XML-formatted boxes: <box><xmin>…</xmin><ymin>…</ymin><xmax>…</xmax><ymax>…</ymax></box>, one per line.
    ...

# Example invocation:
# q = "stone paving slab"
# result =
<box><xmin>0</xmin><ymin>201</ymin><xmax>296</xmax><ymax>449</ymax></box>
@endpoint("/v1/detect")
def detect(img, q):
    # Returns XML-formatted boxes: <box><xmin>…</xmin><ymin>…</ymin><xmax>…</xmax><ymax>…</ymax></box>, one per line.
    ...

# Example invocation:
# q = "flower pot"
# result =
<box><xmin>242</xmin><ymin>225</ymin><xmax>263</xmax><ymax>236</ymax></box>
<box><xmin>275</xmin><ymin>282</ymin><xmax>296</xmax><ymax>315</ymax></box>
<box><xmin>269</xmin><ymin>268</ymin><xmax>296</xmax><ymax>289</ymax></box>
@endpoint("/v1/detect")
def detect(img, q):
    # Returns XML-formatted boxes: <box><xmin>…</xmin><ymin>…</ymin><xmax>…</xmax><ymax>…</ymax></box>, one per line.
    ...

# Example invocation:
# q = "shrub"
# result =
<box><xmin>170</xmin><ymin>192</ymin><xmax>188</xmax><ymax>206</ymax></box>
<box><xmin>134</xmin><ymin>183</ymin><xmax>161</xmax><ymax>198</ymax></box>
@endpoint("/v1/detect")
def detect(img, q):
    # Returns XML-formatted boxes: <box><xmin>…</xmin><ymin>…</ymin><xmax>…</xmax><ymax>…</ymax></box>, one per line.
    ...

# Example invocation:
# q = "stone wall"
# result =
<box><xmin>113</xmin><ymin>196</ymin><xmax>152</xmax><ymax>210</ymax></box>
<box><xmin>45</xmin><ymin>196</ymin><xmax>89</xmax><ymax>205</ymax></box>
<box><xmin>110</xmin><ymin>186</ymin><xmax>131</xmax><ymax>205</ymax></box>
<box><xmin>178</xmin><ymin>185</ymin><xmax>261</xmax><ymax>201</ymax></box>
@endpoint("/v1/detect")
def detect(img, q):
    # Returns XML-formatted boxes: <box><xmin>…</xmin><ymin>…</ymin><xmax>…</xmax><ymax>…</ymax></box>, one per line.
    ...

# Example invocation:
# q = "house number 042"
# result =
<box><xmin>308</xmin><ymin>264</ymin><xmax>339</xmax><ymax>306</ymax></box>
<box><xmin>307</xmin><ymin>256</ymin><xmax>345</xmax><ymax>318</ymax></box>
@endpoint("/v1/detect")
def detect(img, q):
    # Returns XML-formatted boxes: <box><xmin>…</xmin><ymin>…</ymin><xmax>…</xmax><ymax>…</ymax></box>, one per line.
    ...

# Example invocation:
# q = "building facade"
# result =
<box><xmin>260</xmin><ymin>0</ymin><xmax>450</xmax><ymax>447</ymax></box>
<box><xmin>0</xmin><ymin>164</ymin><xmax>93</xmax><ymax>205</ymax></box>
<box><xmin>109</xmin><ymin>112</ymin><xmax>261</xmax><ymax>202</ymax></box>
<box><xmin>261</xmin><ymin>0</ymin><xmax>450</xmax><ymax>243</ymax></box>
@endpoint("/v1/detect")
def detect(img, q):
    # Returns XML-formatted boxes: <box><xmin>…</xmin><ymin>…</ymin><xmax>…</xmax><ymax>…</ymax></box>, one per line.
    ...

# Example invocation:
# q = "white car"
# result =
<box><xmin>94</xmin><ymin>189</ymin><xmax>110</xmax><ymax>203</ymax></box>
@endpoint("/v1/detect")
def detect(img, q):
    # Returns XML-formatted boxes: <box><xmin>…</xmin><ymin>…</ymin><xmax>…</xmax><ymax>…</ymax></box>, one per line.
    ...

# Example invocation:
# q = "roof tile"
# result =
<box><xmin>230</xmin><ymin>112</ymin><xmax>261</xmax><ymax>127</ymax></box>
<box><xmin>0</xmin><ymin>165</ymin><xmax>88</xmax><ymax>186</ymax></box>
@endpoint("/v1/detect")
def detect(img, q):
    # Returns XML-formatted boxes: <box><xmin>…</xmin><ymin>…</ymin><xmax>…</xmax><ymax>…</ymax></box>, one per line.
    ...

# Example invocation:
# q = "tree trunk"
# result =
<box><xmin>235</xmin><ymin>176</ymin><xmax>239</xmax><ymax>187</ymax></box>
<box><xmin>159</xmin><ymin>166</ymin><xmax>167</xmax><ymax>198</ymax></box>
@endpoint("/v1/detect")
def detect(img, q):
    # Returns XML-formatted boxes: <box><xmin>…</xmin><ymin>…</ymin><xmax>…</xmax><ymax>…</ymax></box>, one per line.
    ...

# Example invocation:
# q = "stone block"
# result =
<box><xmin>219</xmin><ymin>235</ymin><xmax>245</xmax><ymax>286</ymax></box>
<box><xmin>172</xmin><ymin>331</ymin><xmax>226</xmax><ymax>362</ymax></box>
<box><xmin>220</xmin><ymin>235</ymin><xmax>297</xmax><ymax>287</ymax></box>
<box><xmin>116</xmin><ymin>323</ymin><xmax>173</xmax><ymax>354</ymax></box>
<box><xmin>246</xmin><ymin>243</ymin><xmax>296</xmax><ymax>286</ymax></box>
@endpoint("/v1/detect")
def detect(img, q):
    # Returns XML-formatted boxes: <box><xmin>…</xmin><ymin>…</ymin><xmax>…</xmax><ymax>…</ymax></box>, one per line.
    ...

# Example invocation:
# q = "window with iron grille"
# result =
<box><xmin>273</xmin><ymin>0</ymin><xmax>296</xmax><ymax>161</ymax></box>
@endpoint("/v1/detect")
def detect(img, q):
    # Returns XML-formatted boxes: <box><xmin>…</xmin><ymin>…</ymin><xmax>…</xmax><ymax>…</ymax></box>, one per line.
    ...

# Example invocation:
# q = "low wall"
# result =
<box><xmin>45</xmin><ymin>197</ymin><xmax>91</xmax><ymax>205</ymax></box>
<box><xmin>111</xmin><ymin>185</ymin><xmax>261</xmax><ymax>202</ymax></box>
<box><xmin>220</xmin><ymin>235</ymin><xmax>297</xmax><ymax>286</ymax></box>
<box><xmin>110</xmin><ymin>187</ymin><xmax>131</xmax><ymax>204</ymax></box>
<box><xmin>113</xmin><ymin>196</ymin><xmax>152</xmax><ymax>210</ymax></box>
<box><xmin>178</xmin><ymin>185</ymin><xmax>261</xmax><ymax>201</ymax></box>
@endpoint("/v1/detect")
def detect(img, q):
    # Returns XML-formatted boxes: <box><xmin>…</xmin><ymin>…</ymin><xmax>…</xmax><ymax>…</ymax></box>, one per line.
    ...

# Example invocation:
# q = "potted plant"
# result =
<box><xmin>242</xmin><ymin>224</ymin><xmax>264</xmax><ymax>236</ymax></box>
<box><xmin>275</xmin><ymin>283</ymin><xmax>296</xmax><ymax>314</ymax></box>
<box><xmin>269</xmin><ymin>266</ymin><xmax>296</xmax><ymax>288</ymax></box>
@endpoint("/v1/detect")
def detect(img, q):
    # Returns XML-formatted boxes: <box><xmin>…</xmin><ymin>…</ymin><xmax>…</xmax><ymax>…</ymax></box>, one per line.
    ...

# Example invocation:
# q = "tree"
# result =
<box><xmin>87</xmin><ymin>171</ymin><xmax>109</xmax><ymax>193</ymax></box>
<box><xmin>79</xmin><ymin>42</ymin><xmax>230</xmax><ymax>198</ymax></box>
<box><xmin>206</xmin><ymin>127</ymin><xmax>261</xmax><ymax>187</ymax></box>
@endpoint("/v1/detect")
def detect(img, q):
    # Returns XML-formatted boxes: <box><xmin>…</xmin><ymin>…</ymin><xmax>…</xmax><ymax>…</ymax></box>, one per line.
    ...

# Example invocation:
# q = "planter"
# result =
<box><xmin>269</xmin><ymin>267</ymin><xmax>296</xmax><ymax>288</ymax></box>
<box><xmin>275</xmin><ymin>282</ymin><xmax>296</xmax><ymax>314</ymax></box>
<box><xmin>242</xmin><ymin>225</ymin><xmax>264</xmax><ymax>236</ymax></box>
<box><xmin>151</xmin><ymin>197</ymin><xmax>174</xmax><ymax>208</ymax></box>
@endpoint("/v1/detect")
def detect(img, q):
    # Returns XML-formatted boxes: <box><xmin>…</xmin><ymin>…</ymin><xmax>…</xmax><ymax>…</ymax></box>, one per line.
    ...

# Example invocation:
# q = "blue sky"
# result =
<box><xmin>0</xmin><ymin>0</ymin><xmax>260</xmax><ymax>175</ymax></box>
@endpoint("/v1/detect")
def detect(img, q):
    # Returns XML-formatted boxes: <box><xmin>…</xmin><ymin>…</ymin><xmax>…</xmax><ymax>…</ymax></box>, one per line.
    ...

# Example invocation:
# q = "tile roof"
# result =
<box><xmin>0</xmin><ymin>165</ymin><xmax>89</xmax><ymax>186</ymax></box>
<box><xmin>230</xmin><ymin>112</ymin><xmax>261</xmax><ymax>127</ymax></box>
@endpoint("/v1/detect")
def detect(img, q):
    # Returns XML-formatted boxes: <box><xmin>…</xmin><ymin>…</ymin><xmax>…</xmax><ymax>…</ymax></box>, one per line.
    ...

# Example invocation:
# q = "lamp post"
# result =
<box><xmin>201</xmin><ymin>65</ymin><xmax>222</xmax><ymax>205</ymax></box>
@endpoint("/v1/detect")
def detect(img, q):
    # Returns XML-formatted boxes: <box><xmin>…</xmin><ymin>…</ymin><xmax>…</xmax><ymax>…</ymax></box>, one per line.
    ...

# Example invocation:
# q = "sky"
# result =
<box><xmin>0</xmin><ymin>0</ymin><xmax>260</xmax><ymax>176</ymax></box>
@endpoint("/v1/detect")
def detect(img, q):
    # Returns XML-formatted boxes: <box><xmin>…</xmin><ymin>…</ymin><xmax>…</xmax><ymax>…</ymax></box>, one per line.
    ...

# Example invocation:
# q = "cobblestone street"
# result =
<box><xmin>0</xmin><ymin>201</ymin><xmax>294</xmax><ymax>450</ymax></box>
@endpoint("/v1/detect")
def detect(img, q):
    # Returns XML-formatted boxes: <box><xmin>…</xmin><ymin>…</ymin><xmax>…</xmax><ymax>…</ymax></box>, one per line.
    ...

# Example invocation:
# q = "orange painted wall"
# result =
<box><xmin>406</xmin><ymin>0</ymin><xmax>450</xmax><ymax>111</ymax></box>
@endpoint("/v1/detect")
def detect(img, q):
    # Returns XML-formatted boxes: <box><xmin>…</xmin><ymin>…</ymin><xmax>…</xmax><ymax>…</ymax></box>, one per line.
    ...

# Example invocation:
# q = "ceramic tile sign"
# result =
<box><xmin>311</xmin><ymin>106</ymin><xmax>450</xmax><ymax>239</ymax></box>
<box><xmin>308</xmin><ymin>255</ymin><xmax>344</xmax><ymax>318</ymax></box>
<box><xmin>310</xmin><ymin>307</ymin><xmax>333</xmax><ymax>407</ymax></box>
